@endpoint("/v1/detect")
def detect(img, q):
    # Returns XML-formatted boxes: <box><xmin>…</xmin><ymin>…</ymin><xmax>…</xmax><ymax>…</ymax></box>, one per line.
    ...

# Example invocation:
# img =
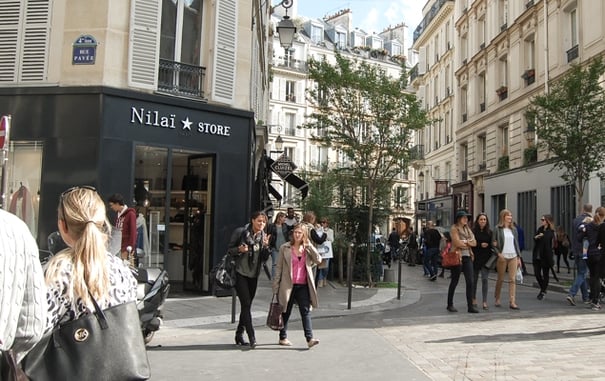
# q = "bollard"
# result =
<box><xmin>397</xmin><ymin>252</ymin><xmax>402</xmax><ymax>300</ymax></box>
<box><xmin>347</xmin><ymin>243</ymin><xmax>353</xmax><ymax>310</ymax></box>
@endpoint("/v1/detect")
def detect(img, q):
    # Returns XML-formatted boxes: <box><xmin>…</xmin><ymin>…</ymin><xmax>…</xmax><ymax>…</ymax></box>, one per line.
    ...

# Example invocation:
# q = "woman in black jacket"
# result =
<box><xmin>227</xmin><ymin>211</ymin><xmax>271</xmax><ymax>348</ymax></box>
<box><xmin>533</xmin><ymin>214</ymin><xmax>556</xmax><ymax>300</ymax></box>
<box><xmin>471</xmin><ymin>213</ymin><xmax>494</xmax><ymax>310</ymax></box>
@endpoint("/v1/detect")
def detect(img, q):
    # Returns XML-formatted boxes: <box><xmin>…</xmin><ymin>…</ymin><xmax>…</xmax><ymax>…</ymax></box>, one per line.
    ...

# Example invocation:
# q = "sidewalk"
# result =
<box><xmin>159</xmin><ymin>260</ymin><xmax>574</xmax><ymax>333</ymax></box>
<box><xmin>160</xmin><ymin>271</ymin><xmax>420</xmax><ymax>332</ymax></box>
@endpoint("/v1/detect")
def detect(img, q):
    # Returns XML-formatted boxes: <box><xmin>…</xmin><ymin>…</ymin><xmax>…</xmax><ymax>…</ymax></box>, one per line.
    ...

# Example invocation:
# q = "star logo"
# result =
<box><xmin>181</xmin><ymin>117</ymin><xmax>193</xmax><ymax>130</ymax></box>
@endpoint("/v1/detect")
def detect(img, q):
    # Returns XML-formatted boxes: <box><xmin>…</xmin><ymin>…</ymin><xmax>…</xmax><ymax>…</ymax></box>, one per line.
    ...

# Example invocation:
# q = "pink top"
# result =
<box><xmin>291</xmin><ymin>247</ymin><xmax>308</xmax><ymax>284</ymax></box>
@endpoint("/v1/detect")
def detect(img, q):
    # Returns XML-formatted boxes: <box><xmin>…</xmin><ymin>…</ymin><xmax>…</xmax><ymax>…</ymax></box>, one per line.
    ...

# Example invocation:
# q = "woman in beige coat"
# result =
<box><xmin>272</xmin><ymin>223</ymin><xmax>322</xmax><ymax>348</ymax></box>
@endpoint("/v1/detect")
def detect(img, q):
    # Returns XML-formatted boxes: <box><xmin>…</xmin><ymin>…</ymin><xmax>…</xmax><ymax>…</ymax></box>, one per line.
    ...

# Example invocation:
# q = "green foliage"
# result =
<box><xmin>526</xmin><ymin>56</ymin><xmax>605</xmax><ymax>213</ymax></box>
<box><xmin>302</xmin><ymin>52</ymin><xmax>430</xmax><ymax>285</ymax></box>
<box><xmin>498</xmin><ymin>155</ymin><xmax>509</xmax><ymax>171</ymax></box>
<box><xmin>523</xmin><ymin>146</ymin><xmax>537</xmax><ymax>166</ymax></box>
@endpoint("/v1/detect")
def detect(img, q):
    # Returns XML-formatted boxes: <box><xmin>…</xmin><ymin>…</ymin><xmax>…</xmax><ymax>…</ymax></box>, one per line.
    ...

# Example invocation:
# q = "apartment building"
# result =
<box><xmin>410</xmin><ymin>0</ymin><xmax>457</xmax><ymax>229</ymax></box>
<box><xmin>0</xmin><ymin>0</ymin><xmax>272</xmax><ymax>292</ymax></box>
<box><xmin>412</xmin><ymin>0</ymin><xmax>605</xmax><ymax>249</ymax></box>
<box><xmin>267</xmin><ymin>7</ymin><xmax>416</xmax><ymax>227</ymax></box>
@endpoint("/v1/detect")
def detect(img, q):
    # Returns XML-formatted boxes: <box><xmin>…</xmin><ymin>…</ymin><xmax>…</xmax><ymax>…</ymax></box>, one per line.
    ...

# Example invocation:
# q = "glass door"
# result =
<box><xmin>183</xmin><ymin>154</ymin><xmax>213</xmax><ymax>292</ymax></box>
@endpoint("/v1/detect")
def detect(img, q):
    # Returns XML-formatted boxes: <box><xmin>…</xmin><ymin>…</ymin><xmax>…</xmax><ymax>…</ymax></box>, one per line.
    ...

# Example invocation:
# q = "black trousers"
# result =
<box><xmin>534</xmin><ymin>258</ymin><xmax>550</xmax><ymax>294</ymax></box>
<box><xmin>587</xmin><ymin>254</ymin><xmax>602</xmax><ymax>304</ymax></box>
<box><xmin>447</xmin><ymin>256</ymin><xmax>474</xmax><ymax>308</ymax></box>
<box><xmin>234</xmin><ymin>272</ymin><xmax>259</xmax><ymax>339</ymax></box>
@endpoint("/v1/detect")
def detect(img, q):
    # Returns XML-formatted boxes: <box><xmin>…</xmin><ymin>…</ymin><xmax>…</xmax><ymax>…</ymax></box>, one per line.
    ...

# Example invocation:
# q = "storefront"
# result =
<box><xmin>0</xmin><ymin>86</ymin><xmax>256</xmax><ymax>293</ymax></box>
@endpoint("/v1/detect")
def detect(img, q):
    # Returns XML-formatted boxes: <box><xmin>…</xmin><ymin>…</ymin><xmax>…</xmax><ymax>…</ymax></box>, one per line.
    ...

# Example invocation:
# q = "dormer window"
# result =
<box><xmin>311</xmin><ymin>25</ymin><xmax>323</xmax><ymax>44</ymax></box>
<box><xmin>336</xmin><ymin>31</ymin><xmax>346</xmax><ymax>50</ymax></box>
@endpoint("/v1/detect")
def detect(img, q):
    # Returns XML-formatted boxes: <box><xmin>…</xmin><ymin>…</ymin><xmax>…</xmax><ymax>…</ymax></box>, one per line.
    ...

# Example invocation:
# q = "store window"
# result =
<box><xmin>1</xmin><ymin>141</ymin><xmax>43</xmax><ymax>238</ymax></box>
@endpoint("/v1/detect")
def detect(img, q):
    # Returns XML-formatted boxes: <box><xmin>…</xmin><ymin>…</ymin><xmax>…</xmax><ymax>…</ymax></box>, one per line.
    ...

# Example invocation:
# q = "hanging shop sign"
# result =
<box><xmin>270</xmin><ymin>154</ymin><xmax>297</xmax><ymax>179</ymax></box>
<box><xmin>72</xmin><ymin>35</ymin><xmax>98</xmax><ymax>65</ymax></box>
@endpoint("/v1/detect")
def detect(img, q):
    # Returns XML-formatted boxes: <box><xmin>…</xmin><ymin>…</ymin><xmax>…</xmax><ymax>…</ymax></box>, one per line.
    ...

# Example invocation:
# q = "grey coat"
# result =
<box><xmin>272</xmin><ymin>242</ymin><xmax>322</xmax><ymax>310</ymax></box>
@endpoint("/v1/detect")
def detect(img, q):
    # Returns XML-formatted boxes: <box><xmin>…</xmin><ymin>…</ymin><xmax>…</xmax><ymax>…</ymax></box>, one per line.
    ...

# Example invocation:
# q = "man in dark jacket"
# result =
<box><xmin>566</xmin><ymin>204</ymin><xmax>592</xmax><ymax>306</ymax></box>
<box><xmin>108</xmin><ymin>193</ymin><xmax>137</xmax><ymax>260</ymax></box>
<box><xmin>424</xmin><ymin>221</ymin><xmax>443</xmax><ymax>281</ymax></box>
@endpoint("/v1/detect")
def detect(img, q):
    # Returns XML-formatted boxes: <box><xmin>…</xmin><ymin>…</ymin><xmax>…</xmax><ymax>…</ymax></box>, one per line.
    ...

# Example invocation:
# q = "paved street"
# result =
<box><xmin>146</xmin><ymin>263</ymin><xmax>605</xmax><ymax>380</ymax></box>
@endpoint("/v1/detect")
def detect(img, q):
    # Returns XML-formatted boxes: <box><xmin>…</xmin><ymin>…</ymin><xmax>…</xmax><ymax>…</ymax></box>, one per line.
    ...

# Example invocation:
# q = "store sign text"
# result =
<box><xmin>130</xmin><ymin>107</ymin><xmax>231</xmax><ymax>137</ymax></box>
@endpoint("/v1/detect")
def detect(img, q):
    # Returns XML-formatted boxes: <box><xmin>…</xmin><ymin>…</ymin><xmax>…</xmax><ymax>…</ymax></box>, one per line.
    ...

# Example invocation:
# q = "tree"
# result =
<box><xmin>526</xmin><ymin>56</ymin><xmax>605</xmax><ymax>214</ymax></box>
<box><xmin>303</xmin><ymin>52</ymin><xmax>430</xmax><ymax>285</ymax></box>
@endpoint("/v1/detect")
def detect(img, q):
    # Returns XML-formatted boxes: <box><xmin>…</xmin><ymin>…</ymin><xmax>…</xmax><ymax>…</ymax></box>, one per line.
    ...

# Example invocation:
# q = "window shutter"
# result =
<box><xmin>128</xmin><ymin>0</ymin><xmax>160</xmax><ymax>90</ymax></box>
<box><xmin>212</xmin><ymin>0</ymin><xmax>237</xmax><ymax>104</ymax></box>
<box><xmin>418</xmin><ymin>46</ymin><xmax>426</xmax><ymax>74</ymax></box>
<box><xmin>0</xmin><ymin>1</ymin><xmax>20</xmax><ymax>82</ymax></box>
<box><xmin>21</xmin><ymin>0</ymin><xmax>50</xmax><ymax>81</ymax></box>
<box><xmin>0</xmin><ymin>0</ymin><xmax>50</xmax><ymax>83</ymax></box>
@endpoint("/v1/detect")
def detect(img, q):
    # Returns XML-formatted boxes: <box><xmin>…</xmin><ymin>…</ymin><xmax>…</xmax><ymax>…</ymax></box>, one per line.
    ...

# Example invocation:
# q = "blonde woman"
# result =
<box><xmin>272</xmin><ymin>223</ymin><xmax>322</xmax><ymax>348</ymax></box>
<box><xmin>493</xmin><ymin>209</ymin><xmax>522</xmax><ymax>310</ymax></box>
<box><xmin>45</xmin><ymin>186</ymin><xmax>137</xmax><ymax>332</ymax></box>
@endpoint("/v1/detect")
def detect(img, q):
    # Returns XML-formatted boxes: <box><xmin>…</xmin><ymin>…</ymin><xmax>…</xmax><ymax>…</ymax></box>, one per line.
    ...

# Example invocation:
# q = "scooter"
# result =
<box><xmin>127</xmin><ymin>246</ymin><xmax>170</xmax><ymax>344</ymax></box>
<box><xmin>43</xmin><ymin>233</ymin><xmax>170</xmax><ymax>344</ymax></box>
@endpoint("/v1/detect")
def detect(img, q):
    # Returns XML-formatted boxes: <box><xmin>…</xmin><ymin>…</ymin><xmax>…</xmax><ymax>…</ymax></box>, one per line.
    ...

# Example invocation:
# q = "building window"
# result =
<box><xmin>311</xmin><ymin>25</ymin><xmax>323</xmax><ymax>44</ymax></box>
<box><xmin>478</xmin><ymin>16</ymin><xmax>485</xmax><ymax>49</ymax></box>
<box><xmin>461</xmin><ymin>33</ymin><xmax>468</xmax><ymax>63</ymax></box>
<box><xmin>499</xmin><ymin>0</ymin><xmax>508</xmax><ymax>28</ymax></box>
<box><xmin>461</xmin><ymin>86</ymin><xmax>468</xmax><ymax>122</ymax></box>
<box><xmin>478</xmin><ymin>72</ymin><xmax>486</xmax><ymax>112</ymax></box>
<box><xmin>285</xmin><ymin>80</ymin><xmax>296</xmax><ymax>102</ymax></box>
<box><xmin>478</xmin><ymin>135</ymin><xmax>487</xmax><ymax>169</ymax></box>
<box><xmin>551</xmin><ymin>184</ymin><xmax>575</xmax><ymax>235</ymax></box>
<box><xmin>570</xmin><ymin>8</ymin><xmax>578</xmax><ymax>47</ymax></box>
<box><xmin>2</xmin><ymin>141</ymin><xmax>43</xmax><ymax>237</ymax></box>
<box><xmin>565</xmin><ymin>7</ymin><xmax>579</xmax><ymax>62</ymax></box>
<box><xmin>284</xmin><ymin>112</ymin><xmax>296</xmax><ymax>135</ymax></box>
<box><xmin>336</xmin><ymin>31</ymin><xmax>346</xmax><ymax>50</ymax></box>
<box><xmin>160</xmin><ymin>0</ymin><xmax>203</xmax><ymax>66</ymax></box>
<box><xmin>499</xmin><ymin>125</ymin><xmax>509</xmax><ymax>156</ymax></box>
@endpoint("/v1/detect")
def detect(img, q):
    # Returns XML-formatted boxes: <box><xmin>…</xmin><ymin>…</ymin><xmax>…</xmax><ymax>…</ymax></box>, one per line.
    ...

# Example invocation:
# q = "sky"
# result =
<box><xmin>293</xmin><ymin>0</ymin><xmax>426</xmax><ymax>46</ymax></box>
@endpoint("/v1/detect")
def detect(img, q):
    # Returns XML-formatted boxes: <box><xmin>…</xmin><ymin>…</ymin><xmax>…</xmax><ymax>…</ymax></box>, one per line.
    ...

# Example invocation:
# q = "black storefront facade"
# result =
<box><xmin>0</xmin><ymin>86</ymin><xmax>256</xmax><ymax>293</ymax></box>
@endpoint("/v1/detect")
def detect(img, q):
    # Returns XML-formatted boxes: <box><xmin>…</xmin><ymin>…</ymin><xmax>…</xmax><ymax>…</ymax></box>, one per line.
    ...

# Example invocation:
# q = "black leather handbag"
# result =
<box><xmin>22</xmin><ymin>296</ymin><xmax>150</xmax><ymax>381</ymax></box>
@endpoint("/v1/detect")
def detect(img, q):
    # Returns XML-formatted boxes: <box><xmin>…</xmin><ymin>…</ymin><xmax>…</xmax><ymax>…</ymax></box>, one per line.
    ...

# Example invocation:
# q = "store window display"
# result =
<box><xmin>1</xmin><ymin>141</ymin><xmax>42</xmax><ymax>237</ymax></box>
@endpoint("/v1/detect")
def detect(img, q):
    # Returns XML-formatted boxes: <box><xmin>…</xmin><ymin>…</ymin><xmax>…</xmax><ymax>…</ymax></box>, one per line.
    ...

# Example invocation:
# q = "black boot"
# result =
<box><xmin>235</xmin><ymin>327</ymin><xmax>248</xmax><ymax>346</ymax></box>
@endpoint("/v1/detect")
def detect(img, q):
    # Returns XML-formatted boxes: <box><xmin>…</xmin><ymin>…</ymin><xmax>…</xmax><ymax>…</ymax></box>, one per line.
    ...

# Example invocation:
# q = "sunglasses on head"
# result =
<box><xmin>60</xmin><ymin>186</ymin><xmax>97</xmax><ymax>219</ymax></box>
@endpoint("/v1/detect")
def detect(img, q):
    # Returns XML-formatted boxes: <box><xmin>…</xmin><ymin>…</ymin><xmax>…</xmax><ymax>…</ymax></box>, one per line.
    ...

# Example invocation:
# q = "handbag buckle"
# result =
<box><xmin>74</xmin><ymin>328</ymin><xmax>90</xmax><ymax>342</ymax></box>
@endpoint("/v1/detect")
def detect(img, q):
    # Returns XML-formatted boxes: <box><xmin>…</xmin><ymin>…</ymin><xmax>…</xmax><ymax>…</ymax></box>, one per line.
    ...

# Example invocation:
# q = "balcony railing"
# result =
<box><xmin>567</xmin><ymin>45</ymin><xmax>579</xmax><ymax>63</ymax></box>
<box><xmin>413</xmin><ymin>0</ymin><xmax>455</xmax><ymax>43</ymax></box>
<box><xmin>410</xmin><ymin>144</ymin><xmax>425</xmax><ymax>161</ymax></box>
<box><xmin>158</xmin><ymin>59</ymin><xmax>206</xmax><ymax>99</ymax></box>
<box><xmin>273</xmin><ymin>57</ymin><xmax>308</xmax><ymax>72</ymax></box>
<box><xmin>409</xmin><ymin>64</ymin><xmax>419</xmax><ymax>82</ymax></box>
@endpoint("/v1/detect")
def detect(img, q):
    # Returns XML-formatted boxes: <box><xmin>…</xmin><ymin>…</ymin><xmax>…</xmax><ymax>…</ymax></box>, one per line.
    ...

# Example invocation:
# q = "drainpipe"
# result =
<box><xmin>543</xmin><ymin>0</ymin><xmax>549</xmax><ymax>95</ymax></box>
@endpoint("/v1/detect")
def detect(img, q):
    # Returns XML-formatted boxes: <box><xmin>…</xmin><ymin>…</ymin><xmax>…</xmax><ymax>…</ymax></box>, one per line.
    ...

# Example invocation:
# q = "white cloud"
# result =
<box><xmin>360</xmin><ymin>8</ymin><xmax>380</xmax><ymax>34</ymax></box>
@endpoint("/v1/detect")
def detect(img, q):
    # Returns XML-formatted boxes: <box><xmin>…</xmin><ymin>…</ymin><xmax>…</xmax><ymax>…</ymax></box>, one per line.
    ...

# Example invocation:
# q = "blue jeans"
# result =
<box><xmin>280</xmin><ymin>284</ymin><xmax>313</xmax><ymax>341</ymax></box>
<box><xmin>426</xmin><ymin>247</ymin><xmax>440</xmax><ymax>277</ymax></box>
<box><xmin>568</xmin><ymin>256</ymin><xmax>588</xmax><ymax>301</ymax></box>
<box><xmin>317</xmin><ymin>258</ymin><xmax>330</xmax><ymax>281</ymax></box>
<box><xmin>271</xmin><ymin>249</ymin><xmax>279</xmax><ymax>279</ymax></box>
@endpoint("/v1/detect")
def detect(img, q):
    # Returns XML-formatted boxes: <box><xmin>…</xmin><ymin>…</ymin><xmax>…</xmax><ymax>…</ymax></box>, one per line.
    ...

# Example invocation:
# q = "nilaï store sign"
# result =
<box><xmin>130</xmin><ymin>107</ymin><xmax>232</xmax><ymax>137</ymax></box>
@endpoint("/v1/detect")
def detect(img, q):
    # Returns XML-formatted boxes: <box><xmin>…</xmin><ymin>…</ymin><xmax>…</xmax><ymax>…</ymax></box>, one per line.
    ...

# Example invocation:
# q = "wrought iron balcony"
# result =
<box><xmin>413</xmin><ymin>0</ymin><xmax>455</xmax><ymax>43</ymax></box>
<box><xmin>158</xmin><ymin>59</ymin><xmax>206</xmax><ymax>99</ymax></box>
<box><xmin>410</xmin><ymin>144</ymin><xmax>425</xmax><ymax>161</ymax></box>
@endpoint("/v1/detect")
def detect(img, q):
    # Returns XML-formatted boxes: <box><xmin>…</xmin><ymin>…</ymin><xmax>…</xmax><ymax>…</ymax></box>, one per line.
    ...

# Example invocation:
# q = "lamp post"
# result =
<box><xmin>275</xmin><ymin>0</ymin><xmax>296</xmax><ymax>49</ymax></box>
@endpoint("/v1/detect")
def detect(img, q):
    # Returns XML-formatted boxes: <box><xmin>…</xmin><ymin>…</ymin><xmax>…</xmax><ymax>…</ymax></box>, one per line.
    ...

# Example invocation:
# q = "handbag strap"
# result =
<box><xmin>87</xmin><ymin>291</ymin><xmax>109</xmax><ymax>330</ymax></box>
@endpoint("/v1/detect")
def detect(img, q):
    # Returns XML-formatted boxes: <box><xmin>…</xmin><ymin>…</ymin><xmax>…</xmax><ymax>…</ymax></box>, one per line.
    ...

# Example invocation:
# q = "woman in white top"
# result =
<box><xmin>493</xmin><ymin>209</ymin><xmax>522</xmax><ymax>310</ymax></box>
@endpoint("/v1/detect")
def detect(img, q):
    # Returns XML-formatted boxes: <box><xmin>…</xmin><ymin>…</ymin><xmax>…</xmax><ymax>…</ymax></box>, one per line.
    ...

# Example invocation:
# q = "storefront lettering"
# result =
<box><xmin>130</xmin><ymin>107</ymin><xmax>231</xmax><ymax>137</ymax></box>
<box><xmin>197</xmin><ymin>122</ymin><xmax>231</xmax><ymax>136</ymax></box>
<box><xmin>131</xmin><ymin>107</ymin><xmax>176</xmax><ymax>129</ymax></box>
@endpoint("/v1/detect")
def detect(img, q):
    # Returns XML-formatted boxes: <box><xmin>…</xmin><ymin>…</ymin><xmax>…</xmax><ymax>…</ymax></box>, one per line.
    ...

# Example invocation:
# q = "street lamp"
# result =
<box><xmin>274</xmin><ymin>135</ymin><xmax>284</xmax><ymax>152</ymax></box>
<box><xmin>275</xmin><ymin>0</ymin><xmax>296</xmax><ymax>49</ymax></box>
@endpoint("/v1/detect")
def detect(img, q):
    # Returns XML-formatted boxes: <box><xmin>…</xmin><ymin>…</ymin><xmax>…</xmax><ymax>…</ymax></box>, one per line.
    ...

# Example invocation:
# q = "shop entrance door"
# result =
<box><xmin>182</xmin><ymin>154</ymin><xmax>214</xmax><ymax>292</ymax></box>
